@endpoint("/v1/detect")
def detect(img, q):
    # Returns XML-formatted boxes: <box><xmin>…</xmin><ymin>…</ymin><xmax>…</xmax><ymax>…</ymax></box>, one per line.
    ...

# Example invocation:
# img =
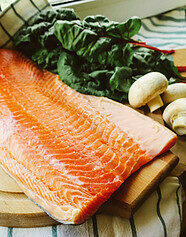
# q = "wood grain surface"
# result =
<box><xmin>0</xmin><ymin>167</ymin><xmax>22</xmax><ymax>193</ymax></box>
<box><xmin>173</xmin><ymin>48</ymin><xmax>186</xmax><ymax>78</ymax></box>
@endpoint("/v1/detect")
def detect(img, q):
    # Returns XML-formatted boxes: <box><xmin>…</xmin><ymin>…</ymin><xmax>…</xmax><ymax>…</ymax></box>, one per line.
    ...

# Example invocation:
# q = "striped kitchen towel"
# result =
<box><xmin>134</xmin><ymin>7</ymin><xmax>186</xmax><ymax>50</ymax></box>
<box><xmin>0</xmin><ymin>0</ymin><xmax>51</xmax><ymax>48</ymax></box>
<box><xmin>0</xmin><ymin>1</ymin><xmax>185</xmax><ymax>236</ymax></box>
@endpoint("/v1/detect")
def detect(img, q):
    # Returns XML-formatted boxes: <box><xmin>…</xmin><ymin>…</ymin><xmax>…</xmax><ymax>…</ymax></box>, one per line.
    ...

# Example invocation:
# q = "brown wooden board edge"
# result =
<box><xmin>0</xmin><ymin>212</ymin><xmax>58</xmax><ymax>228</ymax></box>
<box><xmin>97</xmin><ymin>198</ymin><xmax>132</xmax><ymax>219</ymax></box>
<box><xmin>102</xmin><ymin>154</ymin><xmax>179</xmax><ymax>219</ymax></box>
<box><xmin>131</xmin><ymin>155</ymin><xmax>179</xmax><ymax>212</ymax></box>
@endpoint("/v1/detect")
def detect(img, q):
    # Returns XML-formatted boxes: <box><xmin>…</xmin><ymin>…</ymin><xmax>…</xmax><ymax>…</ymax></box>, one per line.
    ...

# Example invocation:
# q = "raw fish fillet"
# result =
<box><xmin>0</xmin><ymin>50</ymin><xmax>177</xmax><ymax>224</ymax></box>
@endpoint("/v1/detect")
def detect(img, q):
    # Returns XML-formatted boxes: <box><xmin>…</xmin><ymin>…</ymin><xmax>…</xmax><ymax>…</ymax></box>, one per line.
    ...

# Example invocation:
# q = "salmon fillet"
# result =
<box><xmin>0</xmin><ymin>49</ymin><xmax>177</xmax><ymax>224</ymax></box>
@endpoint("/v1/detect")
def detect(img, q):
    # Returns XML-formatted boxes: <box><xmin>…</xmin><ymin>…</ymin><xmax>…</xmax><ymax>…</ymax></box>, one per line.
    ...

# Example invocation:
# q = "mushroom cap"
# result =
<box><xmin>128</xmin><ymin>72</ymin><xmax>168</xmax><ymax>108</ymax></box>
<box><xmin>163</xmin><ymin>98</ymin><xmax>186</xmax><ymax>133</ymax></box>
<box><xmin>162</xmin><ymin>83</ymin><xmax>186</xmax><ymax>104</ymax></box>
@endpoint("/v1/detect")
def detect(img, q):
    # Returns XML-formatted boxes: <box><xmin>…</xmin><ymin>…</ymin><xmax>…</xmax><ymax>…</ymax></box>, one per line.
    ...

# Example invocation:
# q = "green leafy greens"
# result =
<box><xmin>14</xmin><ymin>9</ymin><xmax>183</xmax><ymax>102</ymax></box>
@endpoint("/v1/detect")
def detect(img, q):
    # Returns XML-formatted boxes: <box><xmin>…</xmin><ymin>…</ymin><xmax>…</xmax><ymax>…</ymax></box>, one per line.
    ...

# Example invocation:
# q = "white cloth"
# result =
<box><xmin>134</xmin><ymin>8</ymin><xmax>186</xmax><ymax>50</ymax></box>
<box><xmin>0</xmin><ymin>1</ymin><xmax>184</xmax><ymax>236</ymax></box>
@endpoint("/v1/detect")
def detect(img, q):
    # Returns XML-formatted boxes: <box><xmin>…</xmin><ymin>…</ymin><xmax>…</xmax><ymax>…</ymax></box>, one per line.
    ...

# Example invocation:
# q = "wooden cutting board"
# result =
<box><xmin>0</xmin><ymin>50</ymin><xmax>184</xmax><ymax>228</ymax></box>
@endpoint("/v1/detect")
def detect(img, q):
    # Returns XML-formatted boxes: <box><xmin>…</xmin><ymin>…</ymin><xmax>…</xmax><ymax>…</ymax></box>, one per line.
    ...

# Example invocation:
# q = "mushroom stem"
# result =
<box><xmin>172</xmin><ymin>114</ymin><xmax>186</xmax><ymax>135</ymax></box>
<box><xmin>147</xmin><ymin>95</ymin><xmax>163</xmax><ymax>112</ymax></box>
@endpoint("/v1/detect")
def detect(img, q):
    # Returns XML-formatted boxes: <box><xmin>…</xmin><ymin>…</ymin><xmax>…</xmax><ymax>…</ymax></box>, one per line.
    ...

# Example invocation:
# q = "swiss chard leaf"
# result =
<box><xmin>32</xmin><ymin>47</ymin><xmax>62</xmax><ymax>73</ymax></box>
<box><xmin>14</xmin><ymin>9</ymin><xmax>79</xmax><ymax>56</ymax></box>
<box><xmin>14</xmin><ymin>8</ymin><xmax>183</xmax><ymax>103</ymax></box>
<box><xmin>57</xmin><ymin>51</ymin><xmax>112</xmax><ymax>97</ymax></box>
<box><xmin>106</xmin><ymin>17</ymin><xmax>141</xmax><ymax>39</ymax></box>
<box><xmin>109</xmin><ymin>67</ymin><xmax>133</xmax><ymax>93</ymax></box>
<box><xmin>83</xmin><ymin>15</ymin><xmax>115</xmax><ymax>35</ymax></box>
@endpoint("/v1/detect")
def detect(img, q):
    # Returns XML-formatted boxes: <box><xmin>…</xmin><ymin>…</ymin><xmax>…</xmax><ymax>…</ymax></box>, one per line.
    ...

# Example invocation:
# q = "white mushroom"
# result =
<box><xmin>163</xmin><ymin>98</ymin><xmax>186</xmax><ymax>135</ymax></box>
<box><xmin>128</xmin><ymin>72</ymin><xmax>168</xmax><ymax>112</ymax></box>
<box><xmin>162</xmin><ymin>83</ymin><xmax>186</xmax><ymax>104</ymax></box>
